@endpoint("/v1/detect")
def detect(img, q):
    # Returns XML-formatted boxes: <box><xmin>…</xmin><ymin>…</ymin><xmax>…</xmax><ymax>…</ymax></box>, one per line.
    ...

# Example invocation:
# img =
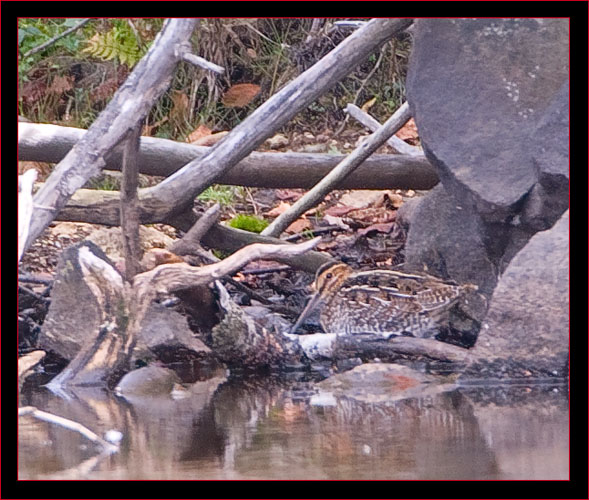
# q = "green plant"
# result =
<box><xmin>227</xmin><ymin>214</ymin><xmax>269</xmax><ymax>233</ymax></box>
<box><xmin>83</xmin><ymin>20</ymin><xmax>146</xmax><ymax>67</ymax></box>
<box><xmin>197</xmin><ymin>185</ymin><xmax>239</xmax><ymax>206</ymax></box>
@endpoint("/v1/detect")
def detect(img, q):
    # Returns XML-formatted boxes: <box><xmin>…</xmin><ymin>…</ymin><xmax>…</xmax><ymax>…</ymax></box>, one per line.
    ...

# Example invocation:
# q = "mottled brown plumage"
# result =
<box><xmin>291</xmin><ymin>262</ymin><xmax>477</xmax><ymax>338</ymax></box>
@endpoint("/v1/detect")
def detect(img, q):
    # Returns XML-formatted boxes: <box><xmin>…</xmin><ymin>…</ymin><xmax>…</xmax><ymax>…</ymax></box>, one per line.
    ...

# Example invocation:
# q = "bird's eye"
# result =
<box><xmin>325</xmin><ymin>273</ymin><xmax>333</xmax><ymax>279</ymax></box>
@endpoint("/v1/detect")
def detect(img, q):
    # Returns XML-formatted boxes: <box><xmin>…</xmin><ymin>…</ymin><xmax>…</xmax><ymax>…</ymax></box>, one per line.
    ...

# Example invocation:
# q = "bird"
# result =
<box><xmin>290</xmin><ymin>261</ymin><xmax>478</xmax><ymax>339</ymax></box>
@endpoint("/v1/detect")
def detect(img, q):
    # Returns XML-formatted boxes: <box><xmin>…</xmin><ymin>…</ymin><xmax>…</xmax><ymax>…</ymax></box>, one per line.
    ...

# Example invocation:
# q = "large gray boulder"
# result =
<box><xmin>405</xmin><ymin>18</ymin><xmax>568</xmax><ymax>290</ymax></box>
<box><xmin>463</xmin><ymin>211</ymin><xmax>569</xmax><ymax>378</ymax></box>
<box><xmin>402</xmin><ymin>20</ymin><xmax>569</xmax><ymax>367</ymax></box>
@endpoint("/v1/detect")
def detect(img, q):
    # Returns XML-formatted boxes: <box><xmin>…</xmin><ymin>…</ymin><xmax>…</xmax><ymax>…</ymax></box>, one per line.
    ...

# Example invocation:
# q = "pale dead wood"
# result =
<box><xmin>120</xmin><ymin>123</ymin><xmax>143</xmax><ymax>279</ymax></box>
<box><xmin>182</xmin><ymin>53</ymin><xmax>225</xmax><ymax>74</ymax></box>
<box><xmin>346</xmin><ymin>102</ymin><xmax>423</xmax><ymax>156</ymax></box>
<box><xmin>169</xmin><ymin>203</ymin><xmax>221</xmax><ymax>257</ymax></box>
<box><xmin>19</xmin><ymin>123</ymin><xmax>437</xmax><ymax>189</ymax></box>
<box><xmin>262</xmin><ymin>102</ymin><xmax>415</xmax><ymax>237</ymax></box>
<box><xmin>133</xmin><ymin>236</ymin><xmax>321</xmax><ymax>298</ymax></box>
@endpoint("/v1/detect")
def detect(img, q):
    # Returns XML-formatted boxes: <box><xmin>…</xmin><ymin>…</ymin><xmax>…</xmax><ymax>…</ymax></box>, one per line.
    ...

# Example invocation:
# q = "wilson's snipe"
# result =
<box><xmin>291</xmin><ymin>262</ymin><xmax>478</xmax><ymax>338</ymax></box>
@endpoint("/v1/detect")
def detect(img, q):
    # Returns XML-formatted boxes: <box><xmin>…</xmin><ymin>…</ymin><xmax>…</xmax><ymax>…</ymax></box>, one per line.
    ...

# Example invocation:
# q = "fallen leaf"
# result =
<box><xmin>285</xmin><ymin>218</ymin><xmax>312</xmax><ymax>234</ymax></box>
<box><xmin>187</xmin><ymin>124</ymin><xmax>212</xmax><ymax>143</ymax></box>
<box><xmin>323</xmin><ymin>214</ymin><xmax>351</xmax><ymax>230</ymax></box>
<box><xmin>192</xmin><ymin>131</ymin><xmax>229</xmax><ymax>146</ymax></box>
<box><xmin>265</xmin><ymin>201</ymin><xmax>291</xmax><ymax>217</ymax></box>
<box><xmin>325</xmin><ymin>205</ymin><xmax>357</xmax><ymax>217</ymax></box>
<box><xmin>339</xmin><ymin>190</ymin><xmax>389</xmax><ymax>209</ymax></box>
<box><xmin>222</xmin><ymin>83</ymin><xmax>261</xmax><ymax>107</ymax></box>
<box><xmin>265</xmin><ymin>133</ymin><xmax>289</xmax><ymax>149</ymax></box>
<box><xmin>395</xmin><ymin>117</ymin><xmax>419</xmax><ymax>143</ymax></box>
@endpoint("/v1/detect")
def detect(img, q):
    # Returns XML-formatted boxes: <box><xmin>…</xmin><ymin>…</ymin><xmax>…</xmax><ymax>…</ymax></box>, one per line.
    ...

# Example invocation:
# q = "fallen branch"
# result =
<box><xmin>346</xmin><ymin>102</ymin><xmax>423</xmax><ymax>156</ymax></box>
<box><xmin>262</xmin><ymin>102</ymin><xmax>414</xmax><ymax>237</ymax></box>
<box><xmin>19</xmin><ymin>123</ymin><xmax>437</xmax><ymax>189</ymax></box>
<box><xmin>181</xmin><ymin>53</ymin><xmax>225</xmax><ymax>74</ymax></box>
<box><xmin>43</xmin><ymin>237</ymin><xmax>321</xmax><ymax>388</ymax></box>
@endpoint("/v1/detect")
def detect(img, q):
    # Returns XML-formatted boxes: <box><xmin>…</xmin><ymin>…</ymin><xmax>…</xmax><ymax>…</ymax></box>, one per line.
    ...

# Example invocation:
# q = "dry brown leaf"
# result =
<box><xmin>187</xmin><ymin>124</ymin><xmax>212</xmax><ymax>143</ymax></box>
<box><xmin>222</xmin><ymin>83</ymin><xmax>261</xmax><ymax>107</ymax></box>
<box><xmin>192</xmin><ymin>131</ymin><xmax>229</xmax><ymax>146</ymax></box>
<box><xmin>285</xmin><ymin>218</ymin><xmax>312</xmax><ymax>234</ymax></box>
<box><xmin>348</xmin><ymin>207</ymin><xmax>397</xmax><ymax>226</ymax></box>
<box><xmin>395</xmin><ymin>117</ymin><xmax>419</xmax><ymax>142</ymax></box>
<box><xmin>266</xmin><ymin>201</ymin><xmax>291</xmax><ymax>217</ymax></box>
<box><xmin>325</xmin><ymin>205</ymin><xmax>357</xmax><ymax>217</ymax></box>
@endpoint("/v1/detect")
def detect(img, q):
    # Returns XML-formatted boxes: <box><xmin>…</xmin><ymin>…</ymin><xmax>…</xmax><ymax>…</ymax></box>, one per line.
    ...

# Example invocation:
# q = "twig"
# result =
<box><xmin>120</xmin><ymin>123</ymin><xmax>143</xmax><ymax>280</ymax></box>
<box><xmin>283</xmin><ymin>225</ymin><xmax>346</xmax><ymax>242</ymax></box>
<box><xmin>334</xmin><ymin>20</ymin><xmax>368</xmax><ymax>29</ymax></box>
<box><xmin>181</xmin><ymin>53</ymin><xmax>225</xmax><ymax>74</ymax></box>
<box><xmin>169</xmin><ymin>203</ymin><xmax>221</xmax><ymax>256</ymax></box>
<box><xmin>239</xmin><ymin>265</ymin><xmax>291</xmax><ymax>276</ymax></box>
<box><xmin>22</xmin><ymin>19</ymin><xmax>92</xmax><ymax>58</ymax></box>
<box><xmin>18</xmin><ymin>273</ymin><xmax>53</xmax><ymax>285</ymax></box>
<box><xmin>18</xmin><ymin>169</ymin><xmax>37</xmax><ymax>262</ymax></box>
<box><xmin>18</xmin><ymin>406</ymin><xmax>119</xmax><ymax>453</ymax></box>
<box><xmin>134</xmin><ymin>237</ymin><xmax>322</xmax><ymax>296</ymax></box>
<box><xmin>261</xmin><ymin>103</ymin><xmax>413</xmax><ymax>238</ymax></box>
<box><xmin>352</xmin><ymin>48</ymin><xmax>384</xmax><ymax>107</ymax></box>
<box><xmin>345</xmin><ymin>103</ymin><xmax>423</xmax><ymax>156</ymax></box>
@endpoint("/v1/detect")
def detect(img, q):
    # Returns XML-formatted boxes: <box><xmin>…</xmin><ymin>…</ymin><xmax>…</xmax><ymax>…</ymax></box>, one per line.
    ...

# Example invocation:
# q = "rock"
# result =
<box><xmin>39</xmin><ymin>241</ymin><xmax>212</xmax><ymax>365</ymax></box>
<box><xmin>407</xmin><ymin>19</ymin><xmax>568</xmax><ymax>215</ymax></box>
<box><xmin>38</xmin><ymin>241</ymin><xmax>117</xmax><ymax>359</ymax></box>
<box><xmin>463</xmin><ymin>211</ymin><xmax>569</xmax><ymax>378</ymax></box>
<box><xmin>115</xmin><ymin>365</ymin><xmax>180</xmax><ymax>397</ymax></box>
<box><xmin>133</xmin><ymin>303</ymin><xmax>211</xmax><ymax>363</ymax></box>
<box><xmin>402</xmin><ymin>19</ymin><xmax>569</xmax><ymax>349</ymax></box>
<box><xmin>403</xmin><ymin>185</ymin><xmax>496</xmax><ymax>303</ymax></box>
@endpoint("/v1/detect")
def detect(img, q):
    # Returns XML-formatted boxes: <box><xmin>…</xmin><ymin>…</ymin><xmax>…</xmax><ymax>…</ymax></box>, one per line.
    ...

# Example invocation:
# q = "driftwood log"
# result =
<box><xmin>18</xmin><ymin>123</ymin><xmax>438</xmax><ymax>190</ymax></box>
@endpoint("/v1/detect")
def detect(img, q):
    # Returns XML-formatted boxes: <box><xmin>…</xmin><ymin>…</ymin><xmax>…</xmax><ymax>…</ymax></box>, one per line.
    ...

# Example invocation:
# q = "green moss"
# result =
<box><xmin>227</xmin><ymin>214</ymin><xmax>269</xmax><ymax>233</ymax></box>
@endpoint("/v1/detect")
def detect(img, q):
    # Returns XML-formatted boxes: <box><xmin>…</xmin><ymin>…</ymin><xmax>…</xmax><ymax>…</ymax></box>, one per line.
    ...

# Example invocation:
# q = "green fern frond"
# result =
<box><xmin>83</xmin><ymin>24</ymin><xmax>143</xmax><ymax>67</ymax></box>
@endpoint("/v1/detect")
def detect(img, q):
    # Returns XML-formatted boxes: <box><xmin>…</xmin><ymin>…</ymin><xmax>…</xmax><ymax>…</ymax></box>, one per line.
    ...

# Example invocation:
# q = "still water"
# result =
<box><xmin>19</xmin><ymin>371</ymin><xmax>568</xmax><ymax>480</ymax></box>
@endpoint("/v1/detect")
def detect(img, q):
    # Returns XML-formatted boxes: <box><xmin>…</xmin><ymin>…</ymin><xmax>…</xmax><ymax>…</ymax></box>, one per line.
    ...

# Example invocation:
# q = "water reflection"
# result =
<box><xmin>19</xmin><ymin>376</ymin><xmax>568</xmax><ymax>480</ymax></box>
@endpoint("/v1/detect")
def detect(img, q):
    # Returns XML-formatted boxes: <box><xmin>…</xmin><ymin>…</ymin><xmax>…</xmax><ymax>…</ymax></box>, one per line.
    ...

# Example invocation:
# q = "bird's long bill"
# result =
<box><xmin>290</xmin><ymin>292</ymin><xmax>322</xmax><ymax>334</ymax></box>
